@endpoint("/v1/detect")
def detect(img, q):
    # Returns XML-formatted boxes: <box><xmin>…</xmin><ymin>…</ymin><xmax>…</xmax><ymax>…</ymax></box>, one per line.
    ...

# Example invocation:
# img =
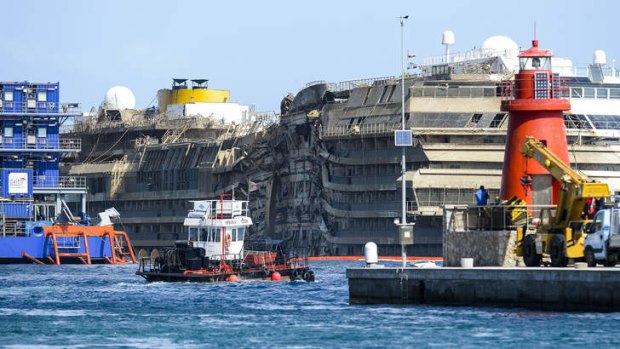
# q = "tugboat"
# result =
<box><xmin>136</xmin><ymin>194</ymin><xmax>315</xmax><ymax>282</ymax></box>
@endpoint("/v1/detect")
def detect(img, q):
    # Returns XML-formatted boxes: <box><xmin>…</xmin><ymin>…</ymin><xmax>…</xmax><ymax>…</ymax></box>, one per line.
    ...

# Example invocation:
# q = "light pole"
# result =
<box><xmin>399</xmin><ymin>15</ymin><xmax>409</xmax><ymax>269</ymax></box>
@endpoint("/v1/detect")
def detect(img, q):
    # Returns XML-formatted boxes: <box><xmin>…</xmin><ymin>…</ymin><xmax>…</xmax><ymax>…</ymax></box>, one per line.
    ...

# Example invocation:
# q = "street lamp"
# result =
<box><xmin>395</xmin><ymin>15</ymin><xmax>413</xmax><ymax>269</ymax></box>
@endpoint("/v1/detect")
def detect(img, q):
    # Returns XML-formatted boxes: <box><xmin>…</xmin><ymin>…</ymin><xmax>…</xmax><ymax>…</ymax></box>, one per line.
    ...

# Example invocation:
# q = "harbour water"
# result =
<box><xmin>1</xmin><ymin>261</ymin><xmax>619</xmax><ymax>348</ymax></box>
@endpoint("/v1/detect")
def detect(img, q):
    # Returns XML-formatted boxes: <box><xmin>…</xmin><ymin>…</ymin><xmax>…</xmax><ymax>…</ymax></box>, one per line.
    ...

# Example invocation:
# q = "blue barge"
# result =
<box><xmin>0</xmin><ymin>81</ymin><xmax>135</xmax><ymax>264</ymax></box>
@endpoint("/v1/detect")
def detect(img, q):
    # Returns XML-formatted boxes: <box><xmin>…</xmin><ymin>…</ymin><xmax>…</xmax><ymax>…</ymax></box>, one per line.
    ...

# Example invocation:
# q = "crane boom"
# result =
<box><xmin>521</xmin><ymin>137</ymin><xmax>610</xmax><ymax>228</ymax></box>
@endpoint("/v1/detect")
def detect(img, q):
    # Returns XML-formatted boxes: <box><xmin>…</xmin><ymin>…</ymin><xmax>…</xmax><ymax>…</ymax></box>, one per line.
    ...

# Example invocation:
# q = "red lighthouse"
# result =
<box><xmin>499</xmin><ymin>40</ymin><xmax>571</xmax><ymax>205</ymax></box>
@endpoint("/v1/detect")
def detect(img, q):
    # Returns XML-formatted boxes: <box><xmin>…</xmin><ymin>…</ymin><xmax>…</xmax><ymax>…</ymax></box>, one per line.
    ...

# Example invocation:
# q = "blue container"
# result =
<box><xmin>34</xmin><ymin>162</ymin><xmax>58</xmax><ymax>188</ymax></box>
<box><xmin>3</xmin><ymin>121</ymin><xmax>24</xmax><ymax>150</ymax></box>
<box><xmin>0</xmin><ymin>202</ymin><xmax>32</xmax><ymax>218</ymax></box>
<box><xmin>33</xmin><ymin>83</ymin><xmax>59</xmax><ymax>113</ymax></box>
<box><xmin>1</xmin><ymin>83</ymin><xmax>24</xmax><ymax>113</ymax></box>
<box><xmin>47</xmin><ymin>124</ymin><xmax>59</xmax><ymax>148</ymax></box>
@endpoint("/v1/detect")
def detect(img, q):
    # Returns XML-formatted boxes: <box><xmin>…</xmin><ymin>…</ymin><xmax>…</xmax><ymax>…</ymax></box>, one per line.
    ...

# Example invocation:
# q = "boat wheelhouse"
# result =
<box><xmin>184</xmin><ymin>195</ymin><xmax>252</xmax><ymax>260</ymax></box>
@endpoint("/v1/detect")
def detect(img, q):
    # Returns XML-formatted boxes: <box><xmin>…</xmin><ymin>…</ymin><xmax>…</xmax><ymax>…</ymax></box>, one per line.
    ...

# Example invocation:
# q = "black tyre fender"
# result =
<box><xmin>584</xmin><ymin>247</ymin><xmax>597</xmax><ymax>268</ymax></box>
<box><xmin>522</xmin><ymin>234</ymin><xmax>541</xmax><ymax>267</ymax></box>
<box><xmin>549</xmin><ymin>234</ymin><xmax>568</xmax><ymax>267</ymax></box>
<box><xmin>303</xmin><ymin>270</ymin><xmax>315</xmax><ymax>282</ymax></box>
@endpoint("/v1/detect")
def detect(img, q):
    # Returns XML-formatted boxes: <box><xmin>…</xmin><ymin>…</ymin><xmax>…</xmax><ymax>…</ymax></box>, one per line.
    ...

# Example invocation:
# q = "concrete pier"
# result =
<box><xmin>347</xmin><ymin>266</ymin><xmax>620</xmax><ymax>311</ymax></box>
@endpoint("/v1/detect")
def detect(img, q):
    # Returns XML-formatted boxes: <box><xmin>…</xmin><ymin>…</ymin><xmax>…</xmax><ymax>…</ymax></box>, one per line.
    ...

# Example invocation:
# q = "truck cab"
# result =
<box><xmin>584</xmin><ymin>208</ymin><xmax>620</xmax><ymax>267</ymax></box>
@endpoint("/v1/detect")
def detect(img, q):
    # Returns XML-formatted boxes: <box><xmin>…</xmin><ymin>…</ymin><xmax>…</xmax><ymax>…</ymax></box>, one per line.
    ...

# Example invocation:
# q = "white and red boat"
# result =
<box><xmin>136</xmin><ymin>194</ymin><xmax>314</xmax><ymax>282</ymax></box>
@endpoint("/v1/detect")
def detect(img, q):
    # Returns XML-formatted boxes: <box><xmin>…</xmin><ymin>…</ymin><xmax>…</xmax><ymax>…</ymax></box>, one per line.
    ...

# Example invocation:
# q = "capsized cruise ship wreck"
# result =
<box><xmin>64</xmin><ymin>33</ymin><xmax>620</xmax><ymax>257</ymax></box>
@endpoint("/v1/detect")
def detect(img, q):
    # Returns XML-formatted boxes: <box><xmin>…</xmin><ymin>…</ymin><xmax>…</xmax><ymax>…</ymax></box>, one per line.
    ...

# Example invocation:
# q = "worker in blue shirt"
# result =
<box><xmin>475</xmin><ymin>185</ymin><xmax>489</xmax><ymax>206</ymax></box>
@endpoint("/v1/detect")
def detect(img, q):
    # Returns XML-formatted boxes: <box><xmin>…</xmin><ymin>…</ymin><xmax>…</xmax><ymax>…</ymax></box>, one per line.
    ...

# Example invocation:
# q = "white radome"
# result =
<box><xmin>442</xmin><ymin>30</ymin><xmax>455</xmax><ymax>46</ymax></box>
<box><xmin>593</xmin><ymin>50</ymin><xmax>607</xmax><ymax>65</ymax></box>
<box><xmin>481</xmin><ymin>35</ymin><xmax>519</xmax><ymax>56</ymax></box>
<box><xmin>103</xmin><ymin>86</ymin><xmax>136</xmax><ymax>110</ymax></box>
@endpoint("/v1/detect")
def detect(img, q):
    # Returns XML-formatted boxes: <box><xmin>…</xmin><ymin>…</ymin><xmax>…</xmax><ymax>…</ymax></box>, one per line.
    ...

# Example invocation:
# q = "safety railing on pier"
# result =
<box><xmin>445</xmin><ymin>204</ymin><xmax>558</xmax><ymax>232</ymax></box>
<box><xmin>410</xmin><ymin>188</ymin><xmax>501</xmax><ymax>210</ymax></box>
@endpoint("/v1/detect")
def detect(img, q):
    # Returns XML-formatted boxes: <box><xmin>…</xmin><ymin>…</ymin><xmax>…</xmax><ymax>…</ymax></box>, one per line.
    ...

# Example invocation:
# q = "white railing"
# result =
<box><xmin>0</xmin><ymin>102</ymin><xmax>81</xmax><ymax>114</ymax></box>
<box><xmin>304</xmin><ymin>76</ymin><xmax>400</xmax><ymax>93</ymax></box>
<box><xmin>445</xmin><ymin>204</ymin><xmax>557</xmax><ymax>232</ymax></box>
<box><xmin>421</xmin><ymin>48</ymin><xmax>520</xmax><ymax>66</ymax></box>
<box><xmin>570</xmin><ymin>86</ymin><xmax>620</xmax><ymax>99</ymax></box>
<box><xmin>33</xmin><ymin>176</ymin><xmax>87</xmax><ymax>189</ymax></box>
<box><xmin>568</xmin><ymin>65</ymin><xmax>620</xmax><ymax>79</ymax></box>
<box><xmin>320</xmin><ymin>122</ymin><xmax>401</xmax><ymax>137</ymax></box>
<box><xmin>0</xmin><ymin>137</ymin><xmax>81</xmax><ymax>151</ymax></box>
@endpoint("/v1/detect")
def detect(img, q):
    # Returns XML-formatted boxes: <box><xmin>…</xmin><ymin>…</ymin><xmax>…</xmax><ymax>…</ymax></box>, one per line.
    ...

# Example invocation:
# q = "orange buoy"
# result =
<box><xmin>271</xmin><ymin>272</ymin><xmax>281</xmax><ymax>281</ymax></box>
<box><xmin>227</xmin><ymin>275</ymin><xmax>238</xmax><ymax>282</ymax></box>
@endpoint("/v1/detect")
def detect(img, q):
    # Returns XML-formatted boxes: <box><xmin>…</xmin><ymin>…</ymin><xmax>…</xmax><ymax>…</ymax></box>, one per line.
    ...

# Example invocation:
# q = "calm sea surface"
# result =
<box><xmin>1</xmin><ymin>260</ymin><xmax>619</xmax><ymax>348</ymax></box>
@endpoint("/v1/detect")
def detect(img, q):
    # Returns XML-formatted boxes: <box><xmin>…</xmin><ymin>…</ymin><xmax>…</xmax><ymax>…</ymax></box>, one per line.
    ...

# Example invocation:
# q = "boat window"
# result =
<box><xmin>597</xmin><ymin>88</ymin><xmax>609</xmax><ymax>99</ymax></box>
<box><xmin>231</xmin><ymin>228</ymin><xmax>237</xmax><ymax>241</ymax></box>
<box><xmin>214</xmin><ymin>228</ymin><xmax>221</xmax><ymax>242</ymax></box>
<box><xmin>200</xmin><ymin>228</ymin><xmax>208</xmax><ymax>241</ymax></box>
<box><xmin>189</xmin><ymin>227</ymin><xmax>198</xmax><ymax>241</ymax></box>
<box><xmin>4</xmin><ymin>127</ymin><xmax>13</xmax><ymax>137</ymax></box>
<box><xmin>237</xmin><ymin>227</ymin><xmax>245</xmax><ymax>241</ymax></box>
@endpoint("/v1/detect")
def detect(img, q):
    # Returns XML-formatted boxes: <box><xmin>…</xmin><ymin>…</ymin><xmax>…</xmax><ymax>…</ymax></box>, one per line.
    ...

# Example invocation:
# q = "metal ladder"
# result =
<box><xmin>46</xmin><ymin>231</ymin><xmax>92</xmax><ymax>265</ymax></box>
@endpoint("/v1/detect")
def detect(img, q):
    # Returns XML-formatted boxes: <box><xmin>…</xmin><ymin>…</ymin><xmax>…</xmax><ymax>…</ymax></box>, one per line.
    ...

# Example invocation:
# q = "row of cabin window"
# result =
<box><xmin>188</xmin><ymin>227</ymin><xmax>246</xmax><ymax>242</ymax></box>
<box><xmin>1</xmin><ymin>91</ymin><xmax>50</xmax><ymax>102</ymax></box>
<box><xmin>3</xmin><ymin>127</ymin><xmax>48</xmax><ymax>138</ymax></box>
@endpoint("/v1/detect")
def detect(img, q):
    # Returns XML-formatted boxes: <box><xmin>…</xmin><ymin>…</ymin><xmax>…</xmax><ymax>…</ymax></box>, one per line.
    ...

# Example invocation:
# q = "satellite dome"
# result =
<box><xmin>103</xmin><ymin>86</ymin><xmax>136</xmax><ymax>110</ymax></box>
<box><xmin>480</xmin><ymin>36</ymin><xmax>519</xmax><ymax>56</ymax></box>
<box><xmin>594</xmin><ymin>50</ymin><xmax>607</xmax><ymax>65</ymax></box>
<box><xmin>442</xmin><ymin>30</ymin><xmax>455</xmax><ymax>46</ymax></box>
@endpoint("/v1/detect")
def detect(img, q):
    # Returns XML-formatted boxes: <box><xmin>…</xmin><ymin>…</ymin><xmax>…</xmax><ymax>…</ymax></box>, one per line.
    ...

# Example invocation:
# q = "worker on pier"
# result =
<box><xmin>475</xmin><ymin>186</ymin><xmax>489</xmax><ymax>206</ymax></box>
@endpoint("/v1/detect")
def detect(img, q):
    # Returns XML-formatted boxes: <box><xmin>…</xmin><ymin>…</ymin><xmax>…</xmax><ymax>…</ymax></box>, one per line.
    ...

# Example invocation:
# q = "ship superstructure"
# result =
<box><xmin>64</xmin><ymin>80</ymin><xmax>276</xmax><ymax>257</ymax></box>
<box><xmin>66</xmin><ymin>34</ymin><xmax>620</xmax><ymax>258</ymax></box>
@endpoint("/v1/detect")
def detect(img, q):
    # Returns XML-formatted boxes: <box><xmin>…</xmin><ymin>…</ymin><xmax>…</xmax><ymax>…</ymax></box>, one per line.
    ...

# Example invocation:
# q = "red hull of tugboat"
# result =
<box><xmin>137</xmin><ymin>265</ymin><xmax>314</xmax><ymax>283</ymax></box>
<box><xmin>136</xmin><ymin>243</ymin><xmax>315</xmax><ymax>283</ymax></box>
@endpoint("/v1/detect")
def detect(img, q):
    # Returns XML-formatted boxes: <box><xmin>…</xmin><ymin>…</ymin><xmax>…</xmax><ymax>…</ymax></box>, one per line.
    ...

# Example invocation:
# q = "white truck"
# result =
<box><xmin>584</xmin><ymin>207</ymin><xmax>620</xmax><ymax>267</ymax></box>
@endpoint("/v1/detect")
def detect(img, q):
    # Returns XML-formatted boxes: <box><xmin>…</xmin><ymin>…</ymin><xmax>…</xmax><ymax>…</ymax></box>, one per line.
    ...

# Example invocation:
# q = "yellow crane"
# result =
<box><xmin>516</xmin><ymin>137</ymin><xmax>610</xmax><ymax>266</ymax></box>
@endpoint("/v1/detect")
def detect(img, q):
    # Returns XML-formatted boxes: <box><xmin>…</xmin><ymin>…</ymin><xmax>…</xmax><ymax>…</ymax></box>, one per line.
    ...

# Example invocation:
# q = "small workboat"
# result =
<box><xmin>136</xmin><ymin>194</ymin><xmax>314</xmax><ymax>282</ymax></box>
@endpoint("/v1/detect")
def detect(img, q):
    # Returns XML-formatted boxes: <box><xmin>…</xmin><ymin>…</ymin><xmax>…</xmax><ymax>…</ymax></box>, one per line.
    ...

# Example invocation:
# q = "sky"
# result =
<box><xmin>1</xmin><ymin>0</ymin><xmax>618</xmax><ymax>113</ymax></box>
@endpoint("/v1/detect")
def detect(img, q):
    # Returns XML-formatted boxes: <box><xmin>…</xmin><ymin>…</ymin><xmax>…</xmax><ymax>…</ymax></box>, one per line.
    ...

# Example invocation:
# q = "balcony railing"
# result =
<box><xmin>0</xmin><ymin>101</ymin><xmax>81</xmax><ymax>114</ymax></box>
<box><xmin>33</xmin><ymin>176</ymin><xmax>86</xmax><ymax>190</ymax></box>
<box><xmin>0</xmin><ymin>137</ymin><xmax>81</xmax><ymax>151</ymax></box>
<box><xmin>0</xmin><ymin>176</ymin><xmax>86</xmax><ymax>193</ymax></box>
<box><xmin>500</xmin><ymin>77</ymin><xmax>571</xmax><ymax>102</ymax></box>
